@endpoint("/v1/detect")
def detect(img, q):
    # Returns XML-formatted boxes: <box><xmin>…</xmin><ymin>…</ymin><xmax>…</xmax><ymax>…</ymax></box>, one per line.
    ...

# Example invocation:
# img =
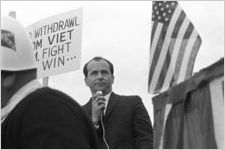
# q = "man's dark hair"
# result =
<box><xmin>83</xmin><ymin>56</ymin><xmax>114</xmax><ymax>78</ymax></box>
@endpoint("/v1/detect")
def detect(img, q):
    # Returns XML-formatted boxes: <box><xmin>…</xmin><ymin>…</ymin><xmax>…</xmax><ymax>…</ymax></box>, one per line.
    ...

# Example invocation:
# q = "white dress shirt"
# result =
<box><xmin>103</xmin><ymin>91</ymin><xmax>112</xmax><ymax>115</ymax></box>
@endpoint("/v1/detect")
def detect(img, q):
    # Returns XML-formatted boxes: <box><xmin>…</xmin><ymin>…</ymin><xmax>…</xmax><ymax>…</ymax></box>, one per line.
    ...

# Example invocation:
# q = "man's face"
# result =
<box><xmin>85</xmin><ymin>60</ymin><xmax>114</xmax><ymax>95</ymax></box>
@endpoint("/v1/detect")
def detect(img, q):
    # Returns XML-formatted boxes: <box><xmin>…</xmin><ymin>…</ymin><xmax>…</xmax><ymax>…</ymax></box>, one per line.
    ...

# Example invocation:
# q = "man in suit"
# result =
<box><xmin>82</xmin><ymin>56</ymin><xmax>153</xmax><ymax>148</ymax></box>
<box><xmin>1</xmin><ymin>16</ymin><xmax>100</xmax><ymax>149</ymax></box>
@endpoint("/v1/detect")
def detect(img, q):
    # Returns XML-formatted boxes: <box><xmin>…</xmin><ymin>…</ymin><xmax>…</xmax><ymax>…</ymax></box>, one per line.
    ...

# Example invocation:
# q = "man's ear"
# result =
<box><xmin>2</xmin><ymin>73</ymin><xmax>16</xmax><ymax>89</ymax></box>
<box><xmin>111</xmin><ymin>75</ymin><xmax>114</xmax><ymax>85</ymax></box>
<box><xmin>84</xmin><ymin>78</ymin><xmax>89</xmax><ymax>87</ymax></box>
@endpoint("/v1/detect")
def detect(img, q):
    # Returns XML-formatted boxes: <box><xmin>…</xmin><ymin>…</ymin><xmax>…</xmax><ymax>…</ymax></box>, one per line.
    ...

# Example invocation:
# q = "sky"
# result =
<box><xmin>1</xmin><ymin>1</ymin><xmax>224</xmax><ymax>121</ymax></box>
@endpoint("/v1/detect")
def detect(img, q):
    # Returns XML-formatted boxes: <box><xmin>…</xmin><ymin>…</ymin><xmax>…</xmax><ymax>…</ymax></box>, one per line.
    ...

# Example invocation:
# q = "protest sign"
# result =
<box><xmin>27</xmin><ymin>8</ymin><xmax>82</xmax><ymax>78</ymax></box>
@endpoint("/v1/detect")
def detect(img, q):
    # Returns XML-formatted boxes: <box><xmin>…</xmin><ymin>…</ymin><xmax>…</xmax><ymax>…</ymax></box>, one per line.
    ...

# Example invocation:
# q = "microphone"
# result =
<box><xmin>96</xmin><ymin>91</ymin><xmax>105</xmax><ymax>111</ymax></box>
<box><xmin>96</xmin><ymin>90</ymin><xmax>103</xmax><ymax>96</ymax></box>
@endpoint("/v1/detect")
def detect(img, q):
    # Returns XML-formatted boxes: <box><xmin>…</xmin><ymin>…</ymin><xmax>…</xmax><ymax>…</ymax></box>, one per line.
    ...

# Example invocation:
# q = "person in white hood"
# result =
<box><xmin>1</xmin><ymin>16</ymin><xmax>100</xmax><ymax>149</ymax></box>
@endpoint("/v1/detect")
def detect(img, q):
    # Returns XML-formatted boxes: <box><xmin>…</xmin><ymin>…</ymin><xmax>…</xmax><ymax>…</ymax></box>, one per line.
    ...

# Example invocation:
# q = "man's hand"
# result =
<box><xmin>91</xmin><ymin>92</ymin><xmax>105</xmax><ymax>125</ymax></box>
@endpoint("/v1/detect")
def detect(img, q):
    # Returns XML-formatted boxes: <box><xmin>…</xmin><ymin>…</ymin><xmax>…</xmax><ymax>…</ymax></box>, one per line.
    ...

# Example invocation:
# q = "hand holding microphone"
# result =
<box><xmin>92</xmin><ymin>91</ymin><xmax>109</xmax><ymax>148</ymax></box>
<box><xmin>96</xmin><ymin>91</ymin><xmax>105</xmax><ymax>109</ymax></box>
<box><xmin>92</xmin><ymin>91</ymin><xmax>105</xmax><ymax>126</ymax></box>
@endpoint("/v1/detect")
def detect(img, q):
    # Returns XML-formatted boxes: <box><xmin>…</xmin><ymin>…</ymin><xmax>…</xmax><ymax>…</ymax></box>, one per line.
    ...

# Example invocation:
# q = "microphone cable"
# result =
<box><xmin>95</xmin><ymin>91</ymin><xmax>109</xmax><ymax>149</ymax></box>
<box><xmin>100</xmin><ymin>115</ymin><xmax>109</xmax><ymax>149</ymax></box>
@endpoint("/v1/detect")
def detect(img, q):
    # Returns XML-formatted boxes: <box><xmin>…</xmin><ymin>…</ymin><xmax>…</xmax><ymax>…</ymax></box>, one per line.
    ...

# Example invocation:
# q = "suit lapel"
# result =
<box><xmin>104</xmin><ymin>92</ymin><xmax>119</xmax><ymax>120</ymax></box>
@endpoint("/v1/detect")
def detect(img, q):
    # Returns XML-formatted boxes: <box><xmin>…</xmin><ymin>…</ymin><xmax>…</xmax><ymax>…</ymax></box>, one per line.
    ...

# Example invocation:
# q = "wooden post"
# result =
<box><xmin>42</xmin><ymin>77</ymin><xmax>49</xmax><ymax>87</ymax></box>
<box><xmin>9</xmin><ymin>11</ymin><xmax>16</xmax><ymax>18</ymax></box>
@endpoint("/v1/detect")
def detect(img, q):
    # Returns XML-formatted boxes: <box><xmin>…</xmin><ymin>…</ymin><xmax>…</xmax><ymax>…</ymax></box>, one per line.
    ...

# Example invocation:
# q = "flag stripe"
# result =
<box><xmin>161</xmin><ymin>15</ymin><xmax>190</xmax><ymax>92</ymax></box>
<box><xmin>177</xmin><ymin>30</ymin><xmax>199</xmax><ymax>83</ymax></box>
<box><xmin>151</xmin><ymin>21</ymin><xmax>158</xmax><ymax>45</ymax></box>
<box><xmin>173</xmin><ymin>24</ymin><xmax>194</xmax><ymax>84</ymax></box>
<box><xmin>155</xmin><ymin>10</ymin><xmax>186</xmax><ymax>92</ymax></box>
<box><xmin>149</xmin><ymin>22</ymin><xmax>164</xmax><ymax>74</ymax></box>
<box><xmin>155</xmin><ymin>49</ymin><xmax>171</xmax><ymax>92</ymax></box>
<box><xmin>171</xmin><ymin>10</ymin><xmax>186</xmax><ymax>38</ymax></box>
<box><xmin>148</xmin><ymin>1</ymin><xmax>202</xmax><ymax>94</ymax></box>
<box><xmin>148</xmin><ymin>23</ymin><xmax>168</xmax><ymax>89</ymax></box>
<box><xmin>149</xmin><ymin>5</ymin><xmax>182</xmax><ymax>93</ymax></box>
<box><xmin>185</xmin><ymin>35</ymin><xmax>201</xmax><ymax>78</ymax></box>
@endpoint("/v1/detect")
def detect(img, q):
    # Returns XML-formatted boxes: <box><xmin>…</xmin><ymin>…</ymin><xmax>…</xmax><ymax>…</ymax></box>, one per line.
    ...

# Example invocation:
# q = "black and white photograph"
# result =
<box><xmin>1</xmin><ymin>1</ymin><xmax>224</xmax><ymax>149</ymax></box>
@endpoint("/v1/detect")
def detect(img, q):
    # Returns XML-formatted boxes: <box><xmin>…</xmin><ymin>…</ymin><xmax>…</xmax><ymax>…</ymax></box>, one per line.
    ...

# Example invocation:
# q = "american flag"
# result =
<box><xmin>148</xmin><ymin>1</ymin><xmax>202</xmax><ymax>94</ymax></box>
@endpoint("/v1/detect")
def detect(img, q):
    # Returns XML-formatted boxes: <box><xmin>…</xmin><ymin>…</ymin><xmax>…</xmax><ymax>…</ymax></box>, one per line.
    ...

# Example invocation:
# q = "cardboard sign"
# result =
<box><xmin>27</xmin><ymin>8</ymin><xmax>82</xmax><ymax>78</ymax></box>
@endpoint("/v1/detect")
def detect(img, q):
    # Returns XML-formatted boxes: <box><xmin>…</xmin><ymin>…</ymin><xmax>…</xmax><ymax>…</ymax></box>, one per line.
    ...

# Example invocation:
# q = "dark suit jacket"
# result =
<box><xmin>1</xmin><ymin>87</ymin><xmax>100</xmax><ymax>149</ymax></box>
<box><xmin>82</xmin><ymin>92</ymin><xmax>153</xmax><ymax>149</ymax></box>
